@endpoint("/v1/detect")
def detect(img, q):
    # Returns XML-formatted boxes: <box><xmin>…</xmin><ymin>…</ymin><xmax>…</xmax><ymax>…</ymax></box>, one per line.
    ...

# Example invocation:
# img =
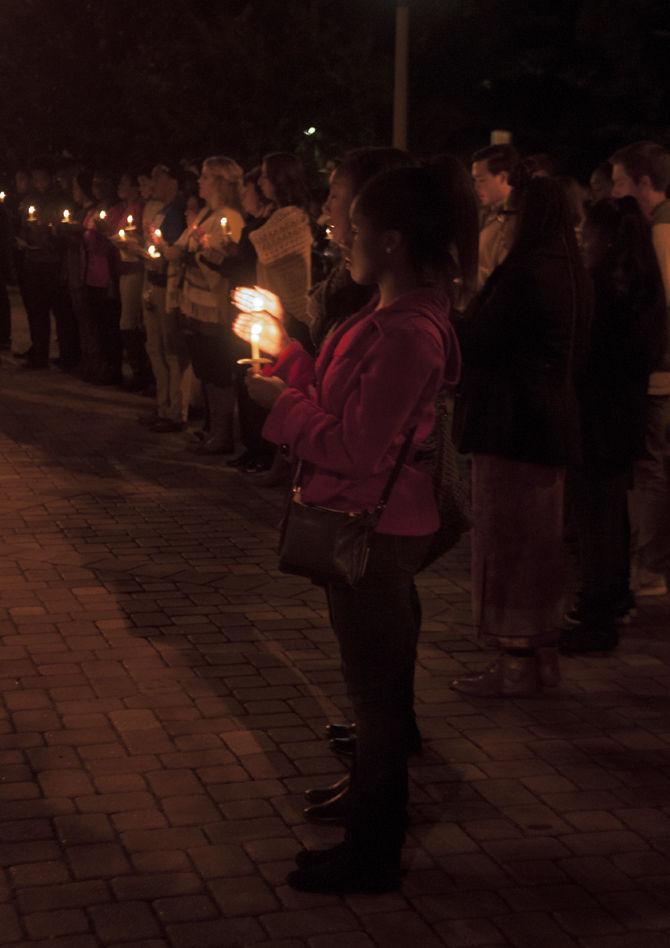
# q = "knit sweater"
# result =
<box><xmin>250</xmin><ymin>206</ymin><xmax>312</xmax><ymax>327</ymax></box>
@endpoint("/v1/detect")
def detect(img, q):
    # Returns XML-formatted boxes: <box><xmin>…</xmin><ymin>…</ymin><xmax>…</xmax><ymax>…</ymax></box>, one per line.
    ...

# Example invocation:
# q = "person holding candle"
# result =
<box><xmin>109</xmin><ymin>172</ymin><xmax>152</xmax><ymax>391</ymax></box>
<box><xmin>17</xmin><ymin>158</ymin><xmax>72</xmax><ymax>371</ymax></box>
<box><xmin>234</xmin><ymin>165</ymin><xmax>477</xmax><ymax>894</ymax></box>
<box><xmin>165</xmin><ymin>156</ymin><xmax>244</xmax><ymax>453</ymax></box>
<box><xmin>64</xmin><ymin>171</ymin><xmax>98</xmax><ymax>381</ymax></box>
<box><xmin>139</xmin><ymin>163</ymin><xmax>188</xmax><ymax>432</ymax></box>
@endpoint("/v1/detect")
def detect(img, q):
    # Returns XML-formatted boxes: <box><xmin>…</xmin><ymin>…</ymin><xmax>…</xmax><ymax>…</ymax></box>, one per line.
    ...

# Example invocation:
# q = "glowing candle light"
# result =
<box><xmin>147</xmin><ymin>244</ymin><xmax>161</xmax><ymax>259</ymax></box>
<box><xmin>98</xmin><ymin>209</ymin><xmax>107</xmax><ymax>221</ymax></box>
<box><xmin>62</xmin><ymin>209</ymin><xmax>71</xmax><ymax>223</ymax></box>
<box><xmin>250</xmin><ymin>322</ymin><xmax>262</xmax><ymax>369</ymax></box>
<box><xmin>118</xmin><ymin>228</ymin><xmax>126</xmax><ymax>240</ymax></box>
<box><xmin>126</xmin><ymin>213</ymin><xmax>135</xmax><ymax>232</ymax></box>
<box><xmin>0</xmin><ymin>191</ymin><xmax>6</xmax><ymax>203</ymax></box>
<box><xmin>153</xmin><ymin>228</ymin><xmax>162</xmax><ymax>240</ymax></box>
<box><xmin>28</xmin><ymin>205</ymin><xmax>37</xmax><ymax>221</ymax></box>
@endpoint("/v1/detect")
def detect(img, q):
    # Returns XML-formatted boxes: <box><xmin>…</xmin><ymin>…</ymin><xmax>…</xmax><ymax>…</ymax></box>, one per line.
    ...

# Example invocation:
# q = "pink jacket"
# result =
<box><xmin>264</xmin><ymin>287</ymin><xmax>461</xmax><ymax>535</ymax></box>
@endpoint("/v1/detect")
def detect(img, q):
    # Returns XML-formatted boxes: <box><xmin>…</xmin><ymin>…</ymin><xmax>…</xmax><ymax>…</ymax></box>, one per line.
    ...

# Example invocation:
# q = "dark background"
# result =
<box><xmin>1</xmin><ymin>0</ymin><xmax>668</xmax><ymax>180</ymax></box>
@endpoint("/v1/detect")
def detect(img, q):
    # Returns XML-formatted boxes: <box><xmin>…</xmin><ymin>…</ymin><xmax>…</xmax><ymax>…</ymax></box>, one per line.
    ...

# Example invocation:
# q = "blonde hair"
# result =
<box><xmin>203</xmin><ymin>155</ymin><xmax>243</xmax><ymax>210</ymax></box>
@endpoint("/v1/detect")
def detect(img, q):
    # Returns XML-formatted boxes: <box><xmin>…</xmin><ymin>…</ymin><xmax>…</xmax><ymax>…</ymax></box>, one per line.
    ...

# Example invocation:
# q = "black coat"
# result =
<box><xmin>454</xmin><ymin>245</ymin><xmax>591</xmax><ymax>467</ymax></box>
<box><xmin>577</xmin><ymin>268</ymin><xmax>666</xmax><ymax>472</ymax></box>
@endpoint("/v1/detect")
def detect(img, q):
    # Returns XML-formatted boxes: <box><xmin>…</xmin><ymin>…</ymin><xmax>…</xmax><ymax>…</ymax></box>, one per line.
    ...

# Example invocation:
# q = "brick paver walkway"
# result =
<box><xmin>1</xmin><ymin>308</ymin><xmax>670</xmax><ymax>947</ymax></box>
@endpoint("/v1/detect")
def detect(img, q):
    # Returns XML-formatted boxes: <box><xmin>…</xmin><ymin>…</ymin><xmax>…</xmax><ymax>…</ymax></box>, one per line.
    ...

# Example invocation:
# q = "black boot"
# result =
<box><xmin>287</xmin><ymin>844</ymin><xmax>401</xmax><ymax>894</ymax></box>
<box><xmin>304</xmin><ymin>785</ymin><xmax>350</xmax><ymax>824</ymax></box>
<box><xmin>304</xmin><ymin>773</ymin><xmax>350</xmax><ymax>805</ymax></box>
<box><xmin>122</xmin><ymin>329</ymin><xmax>153</xmax><ymax>390</ymax></box>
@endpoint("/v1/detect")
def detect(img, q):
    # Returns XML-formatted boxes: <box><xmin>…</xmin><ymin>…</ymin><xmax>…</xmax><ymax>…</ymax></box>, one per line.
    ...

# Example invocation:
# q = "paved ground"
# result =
<box><xmin>1</xmin><ymin>303</ymin><xmax>670</xmax><ymax>948</ymax></box>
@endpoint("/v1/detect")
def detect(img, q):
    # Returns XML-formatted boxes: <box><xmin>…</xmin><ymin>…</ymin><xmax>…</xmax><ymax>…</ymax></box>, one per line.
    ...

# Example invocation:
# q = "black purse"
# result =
<box><xmin>278</xmin><ymin>430</ymin><xmax>416</xmax><ymax>587</ymax></box>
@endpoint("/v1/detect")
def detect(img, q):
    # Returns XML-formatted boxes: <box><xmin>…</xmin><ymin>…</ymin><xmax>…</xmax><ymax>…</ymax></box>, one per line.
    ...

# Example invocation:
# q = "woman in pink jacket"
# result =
<box><xmin>235</xmin><ymin>166</ymin><xmax>477</xmax><ymax>895</ymax></box>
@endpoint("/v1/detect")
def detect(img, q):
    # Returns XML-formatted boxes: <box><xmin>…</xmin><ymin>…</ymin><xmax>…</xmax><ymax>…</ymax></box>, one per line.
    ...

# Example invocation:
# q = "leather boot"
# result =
<box><xmin>304</xmin><ymin>784</ymin><xmax>350</xmax><ymax>823</ymax></box>
<box><xmin>451</xmin><ymin>652</ymin><xmax>540</xmax><ymax>697</ymax></box>
<box><xmin>325</xmin><ymin>722</ymin><xmax>355</xmax><ymax>740</ymax></box>
<box><xmin>536</xmin><ymin>646</ymin><xmax>560</xmax><ymax>687</ymax></box>
<box><xmin>304</xmin><ymin>773</ymin><xmax>350</xmax><ymax>805</ymax></box>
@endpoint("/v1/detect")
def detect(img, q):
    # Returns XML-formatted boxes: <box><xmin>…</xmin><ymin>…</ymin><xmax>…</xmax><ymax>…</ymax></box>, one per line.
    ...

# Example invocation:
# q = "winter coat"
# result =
<box><xmin>263</xmin><ymin>287</ymin><xmax>460</xmax><ymax>536</ymax></box>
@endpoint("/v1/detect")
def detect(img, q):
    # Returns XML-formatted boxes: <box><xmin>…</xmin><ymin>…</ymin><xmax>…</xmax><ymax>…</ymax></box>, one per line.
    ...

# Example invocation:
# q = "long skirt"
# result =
<box><xmin>472</xmin><ymin>453</ymin><xmax>565</xmax><ymax>649</ymax></box>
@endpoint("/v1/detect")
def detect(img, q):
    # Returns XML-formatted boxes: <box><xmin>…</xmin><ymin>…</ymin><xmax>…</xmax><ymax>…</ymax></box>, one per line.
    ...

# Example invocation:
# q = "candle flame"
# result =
<box><xmin>220</xmin><ymin>216</ymin><xmax>228</xmax><ymax>228</ymax></box>
<box><xmin>28</xmin><ymin>205</ymin><xmax>36</xmax><ymax>215</ymax></box>
<box><xmin>99</xmin><ymin>210</ymin><xmax>107</xmax><ymax>220</ymax></box>
<box><xmin>63</xmin><ymin>209</ymin><xmax>70</xmax><ymax>221</ymax></box>
<box><xmin>0</xmin><ymin>191</ymin><xmax>6</xmax><ymax>201</ymax></box>
<box><xmin>251</xmin><ymin>323</ymin><xmax>262</xmax><ymax>340</ymax></box>
<box><xmin>147</xmin><ymin>244</ymin><xmax>161</xmax><ymax>258</ymax></box>
<box><xmin>127</xmin><ymin>214</ymin><xmax>133</xmax><ymax>225</ymax></box>
<box><xmin>118</xmin><ymin>229</ymin><xmax>125</xmax><ymax>239</ymax></box>
<box><xmin>154</xmin><ymin>228</ymin><xmax>162</xmax><ymax>239</ymax></box>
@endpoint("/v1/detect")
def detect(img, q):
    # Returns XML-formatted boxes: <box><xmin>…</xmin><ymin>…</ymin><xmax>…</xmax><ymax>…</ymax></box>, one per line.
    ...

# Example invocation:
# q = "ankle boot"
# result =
<box><xmin>451</xmin><ymin>652</ymin><xmax>540</xmax><ymax>697</ymax></box>
<box><xmin>304</xmin><ymin>773</ymin><xmax>350</xmax><ymax>805</ymax></box>
<box><xmin>304</xmin><ymin>785</ymin><xmax>350</xmax><ymax>824</ymax></box>
<box><xmin>536</xmin><ymin>646</ymin><xmax>560</xmax><ymax>687</ymax></box>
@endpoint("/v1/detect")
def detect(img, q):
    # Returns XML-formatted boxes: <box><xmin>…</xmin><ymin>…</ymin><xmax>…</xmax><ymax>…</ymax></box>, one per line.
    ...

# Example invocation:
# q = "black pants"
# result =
<box><xmin>86</xmin><ymin>286</ymin><xmax>122</xmax><ymax>382</ymax></box>
<box><xmin>327</xmin><ymin>532</ymin><xmax>430</xmax><ymax>862</ymax></box>
<box><xmin>54</xmin><ymin>284</ymin><xmax>80</xmax><ymax>369</ymax></box>
<box><xmin>571</xmin><ymin>464</ymin><xmax>632</xmax><ymax>622</ymax></box>
<box><xmin>22</xmin><ymin>261</ymin><xmax>61</xmax><ymax>365</ymax></box>
<box><xmin>0</xmin><ymin>282</ymin><xmax>10</xmax><ymax>346</ymax></box>
<box><xmin>235</xmin><ymin>364</ymin><xmax>274</xmax><ymax>459</ymax></box>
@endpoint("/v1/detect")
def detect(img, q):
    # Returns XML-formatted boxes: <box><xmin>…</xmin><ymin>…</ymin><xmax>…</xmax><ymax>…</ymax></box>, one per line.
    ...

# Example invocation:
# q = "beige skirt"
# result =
<box><xmin>471</xmin><ymin>453</ymin><xmax>566</xmax><ymax>648</ymax></box>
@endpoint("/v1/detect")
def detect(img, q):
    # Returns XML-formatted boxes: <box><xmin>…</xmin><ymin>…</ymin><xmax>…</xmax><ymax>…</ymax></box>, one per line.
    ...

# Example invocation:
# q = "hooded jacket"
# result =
<box><xmin>263</xmin><ymin>286</ymin><xmax>460</xmax><ymax>535</ymax></box>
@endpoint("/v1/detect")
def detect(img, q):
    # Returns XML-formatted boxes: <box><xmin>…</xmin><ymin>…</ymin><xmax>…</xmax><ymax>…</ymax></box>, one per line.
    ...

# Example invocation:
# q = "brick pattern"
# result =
<box><xmin>1</xmin><ymin>305</ymin><xmax>670</xmax><ymax>945</ymax></box>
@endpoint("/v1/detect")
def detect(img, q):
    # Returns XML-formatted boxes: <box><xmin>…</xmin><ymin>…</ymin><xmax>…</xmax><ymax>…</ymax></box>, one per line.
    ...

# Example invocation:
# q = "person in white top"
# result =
<box><xmin>165</xmin><ymin>156</ymin><xmax>244</xmax><ymax>454</ymax></box>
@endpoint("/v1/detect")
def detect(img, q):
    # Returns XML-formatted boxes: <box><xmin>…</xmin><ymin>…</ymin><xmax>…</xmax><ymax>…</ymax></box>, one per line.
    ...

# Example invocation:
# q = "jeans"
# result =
<box><xmin>571</xmin><ymin>465</ymin><xmax>632</xmax><ymax>621</ymax></box>
<box><xmin>327</xmin><ymin>531</ymin><xmax>431</xmax><ymax>862</ymax></box>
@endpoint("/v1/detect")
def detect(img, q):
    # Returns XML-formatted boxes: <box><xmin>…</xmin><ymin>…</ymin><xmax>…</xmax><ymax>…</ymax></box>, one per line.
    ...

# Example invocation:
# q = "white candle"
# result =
<box><xmin>28</xmin><ymin>205</ymin><xmax>36</xmax><ymax>221</ymax></box>
<box><xmin>62</xmin><ymin>209</ymin><xmax>71</xmax><ymax>223</ymax></box>
<box><xmin>250</xmin><ymin>322</ymin><xmax>262</xmax><ymax>367</ymax></box>
<box><xmin>99</xmin><ymin>209</ymin><xmax>107</xmax><ymax>221</ymax></box>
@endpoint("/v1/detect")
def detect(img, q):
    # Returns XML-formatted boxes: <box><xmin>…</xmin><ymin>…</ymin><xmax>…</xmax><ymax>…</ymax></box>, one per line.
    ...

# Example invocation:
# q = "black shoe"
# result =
<box><xmin>287</xmin><ymin>848</ymin><xmax>401</xmax><ymax>894</ymax></box>
<box><xmin>304</xmin><ymin>773</ymin><xmax>350</xmax><ymax>805</ymax></box>
<box><xmin>295</xmin><ymin>841</ymin><xmax>350</xmax><ymax>870</ymax></box>
<box><xmin>325</xmin><ymin>722</ymin><xmax>355</xmax><ymax>740</ymax></box>
<box><xmin>330</xmin><ymin>736</ymin><xmax>356</xmax><ymax>757</ymax></box>
<box><xmin>304</xmin><ymin>786</ymin><xmax>350</xmax><ymax>824</ymax></box>
<box><xmin>559</xmin><ymin>622</ymin><xmax>619</xmax><ymax>655</ymax></box>
<box><xmin>241</xmin><ymin>456</ymin><xmax>273</xmax><ymax>474</ymax></box>
<box><xmin>565</xmin><ymin>595</ymin><xmax>636</xmax><ymax>627</ymax></box>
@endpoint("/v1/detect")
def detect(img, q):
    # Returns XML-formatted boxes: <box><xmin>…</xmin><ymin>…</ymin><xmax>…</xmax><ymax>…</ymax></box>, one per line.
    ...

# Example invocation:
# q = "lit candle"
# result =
<box><xmin>98</xmin><ymin>209</ymin><xmax>107</xmax><ymax>221</ymax></box>
<box><xmin>147</xmin><ymin>244</ymin><xmax>161</xmax><ymax>259</ymax></box>
<box><xmin>153</xmin><ymin>228</ymin><xmax>162</xmax><ymax>241</ymax></box>
<box><xmin>220</xmin><ymin>216</ymin><xmax>229</xmax><ymax>233</ymax></box>
<box><xmin>28</xmin><ymin>205</ymin><xmax>37</xmax><ymax>222</ymax></box>
<box><xmin>62</xmin><ymin>209</ymin><xmax>71</xmax><ymax>223</ymax></box>
<box><xmin>250</xmin><ymin>322</ymin><xmax>262</xmax><ymax>370</ymax></box>
<box><xmin>0</xmin><ymin>191</ymin><xmax>6</xmax><ymax>203</ymax></box>
<box><xmin>118</xmin><ymin>228</ymin><xmax>126</xmax><ymax>240</ymax></box>
<box><xmin>126</xmin><ymin>214</ymin><xmax>135</xmax><ymax>232</ymax></box>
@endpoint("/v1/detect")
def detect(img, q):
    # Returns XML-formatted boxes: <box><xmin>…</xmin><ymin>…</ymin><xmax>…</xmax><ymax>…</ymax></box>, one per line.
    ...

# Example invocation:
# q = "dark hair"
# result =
<box><xmin>591</xmin><ymin>161</ymin><xmax>612</xmax><ymax>185</ymax></box>
<box><xmin>609</xmin><ymin>140</ymin><xmax>670</xmax><ymax>193</ymax></box>
<box><xmin>119</xmin><ymin>171</ymin><xmax>139</xmax><ymax>187</ymax></box>
<box><xmin>262</xmin><ymin>152</ymin><xmax>310</xmax><ymax>211</ymax></box>
<box><xmin>243</xmin><ymin>166</ymin><xmax>271</xmax><ymax>208</ymax></box>
<box><xmin>74</xmin><ymin>170</ymin><xmax>94</xmax><ymax>202</ymax></box>
<box><xmin>471</xmin><ymin>144</ymin><xmax>519</xmax><ymax>177</ymax></box>
<box><xmin>333</xmin><ymin>147</ymin><xmax>414</xmax><ymax>196</ymax></box>
<box><xmin>587</xmin><ymin>196</ymin><xmax>663</xmax><ymax>294</ymax></box>
<box><xmin>525</xmin><ymin>153</ymin><xmax>559</xmax><ymax>177</ymax></box>
<box><xmin>509</xmin><ymin>176</ymin><xmax>579</xmax><ymax>259</ymax></box>
<box><xmin>355</xmin><ymin>165</ymin><xmax>480</xmax><ymax>300</ymax></box>
<box><xmin>429</xmin><ymin>154</ymin><xmax>480</xmax><ymax>306</ymax></box>
<box><xmin>555</xmin><ymin>176</ymin><xmax>586</xmax><ymax>228</ymax></box>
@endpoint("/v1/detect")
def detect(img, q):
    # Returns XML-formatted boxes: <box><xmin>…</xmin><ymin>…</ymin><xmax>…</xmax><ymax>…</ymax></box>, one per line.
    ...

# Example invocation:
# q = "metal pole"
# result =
<box><xmin>393</xmin><ymin>0</ymin><xmax>409</xmax><ymax>149</ymax></box>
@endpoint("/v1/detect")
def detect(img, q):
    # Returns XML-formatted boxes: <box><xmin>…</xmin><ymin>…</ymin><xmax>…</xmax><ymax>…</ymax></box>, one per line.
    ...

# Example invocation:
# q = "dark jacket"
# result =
<box><xmin>578</xmin><ymin>267</ymin><xmax>666</xmax><ymax>472</ymax></box>
<box><xmin>454</xmin><ymin>244</ymin><xmax>591</xmax><ymax>466</ymax></box>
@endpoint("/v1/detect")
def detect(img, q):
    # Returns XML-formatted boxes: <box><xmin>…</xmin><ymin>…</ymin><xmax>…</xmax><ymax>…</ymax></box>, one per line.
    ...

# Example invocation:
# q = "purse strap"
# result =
<box><xmin>291</xmin><ymin>426</ymin><xmax>417</xmax><ymax>524</ymax></box>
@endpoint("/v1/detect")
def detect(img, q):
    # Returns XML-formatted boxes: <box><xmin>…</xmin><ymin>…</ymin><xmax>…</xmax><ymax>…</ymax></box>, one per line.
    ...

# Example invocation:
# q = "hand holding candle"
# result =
<box><xmin>232</xmin><ymin>286</ymin><xmax>284</xmax><ymax>321</ymax></box>
<box><xmin>232</xmin><ymin>311</ymin><xmax>289</xmax><ymax>360</ymax></box>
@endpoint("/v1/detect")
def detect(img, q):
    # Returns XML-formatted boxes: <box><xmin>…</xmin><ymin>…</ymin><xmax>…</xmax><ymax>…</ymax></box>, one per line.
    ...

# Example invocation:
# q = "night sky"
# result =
<box><xmin>0</xmin><ymin>0</ymin><xmax>668</xmax><ymax>178</ymax></box>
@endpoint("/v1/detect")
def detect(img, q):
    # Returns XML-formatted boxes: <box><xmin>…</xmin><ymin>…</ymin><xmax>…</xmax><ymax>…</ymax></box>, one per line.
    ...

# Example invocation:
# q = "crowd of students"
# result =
<box><xmin>1</xmin><ymin>138</ymin><xmax>669</xmax><ymax>895</ymax></box>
